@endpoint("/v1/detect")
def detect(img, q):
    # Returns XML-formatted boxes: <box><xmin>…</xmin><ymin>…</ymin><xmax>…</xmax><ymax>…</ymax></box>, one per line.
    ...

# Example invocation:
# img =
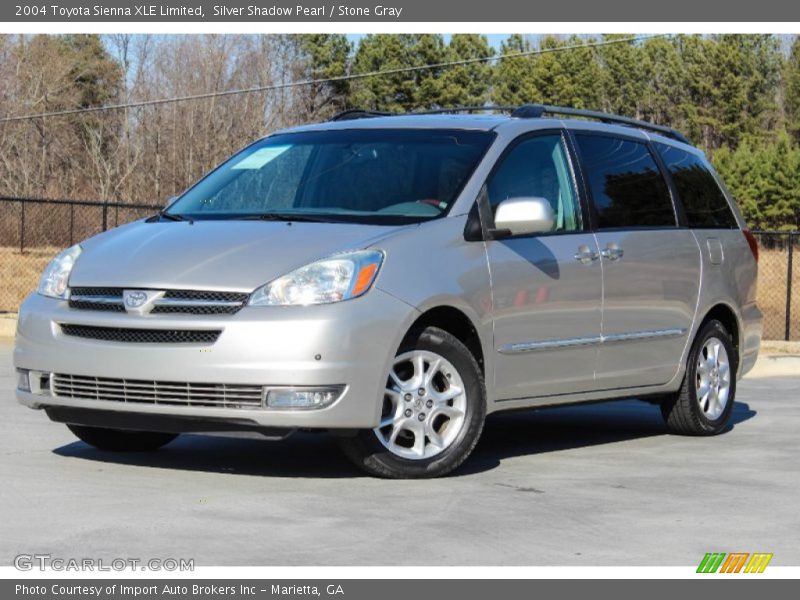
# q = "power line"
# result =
<box><xmin>0</xmin><ymin>34</ymin><xmax>669</xmax><ymax>123</ymax></box>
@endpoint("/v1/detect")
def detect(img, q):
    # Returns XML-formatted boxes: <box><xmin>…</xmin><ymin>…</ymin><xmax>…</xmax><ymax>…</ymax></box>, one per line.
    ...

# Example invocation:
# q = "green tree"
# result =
<box><xmin>349</xmin><ymin>34</ymin><xmax>447</xmax><ymax>111</ymax></box>
<box><xmin>679</xmin><ymin>34</ymin><xmax>781</xmax><ymax>148</ymax></box>
<box><xmin>712</xmin><ymin>133</ymin><xmax>800</xmax><ymax>229</ymax></box>
<box><xmin>785</xmin><ymin>36</ymin><xmax>800</xmax><ymax>143</ymax></box>
<box><xmin>293</xmin><ymin>34</ymin><xmax>351</xmax><ymax>119</ymax></box>
<box><xmin>491</xmin><ymin>34</ymin><xmax>538</xmax><ymax>106</ymax></box>
<box><xmin>639</xmin><ymin>36</ymin><xmax>687</xmax><ymax>127</ymax></box>
<box><xmin>597</xmin><ymin>34</ymin><xmax>650</xmax><ymax>118</ymax></box>
<box><xmin>438</xmin><ymin>34</ymin><xmax>494</xmax><ymax>107</ymax></box>
<box><xmin>527</xmin><ymin>35</ymin><xmax>603</xmax><ymax>109</ymax></box>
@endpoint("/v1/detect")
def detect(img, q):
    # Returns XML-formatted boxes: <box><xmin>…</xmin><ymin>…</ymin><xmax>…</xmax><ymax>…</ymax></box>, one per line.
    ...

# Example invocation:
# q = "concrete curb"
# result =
<box><xmin>745</xmin><ymin>354</ymin><xmax>800</xmax><ymax>379</ymax></box>
<box><xmin>0</xmin><ymin>314</ymin><xmax>16</xmax><ymax>339</ymax></box>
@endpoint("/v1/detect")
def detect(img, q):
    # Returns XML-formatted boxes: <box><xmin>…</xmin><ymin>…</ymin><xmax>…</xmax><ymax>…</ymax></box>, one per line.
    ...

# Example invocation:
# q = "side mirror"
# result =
<box><xmin>491</xmin><ymin>197</ymin><xmax>554</xmax><ymax>238</ymax></box>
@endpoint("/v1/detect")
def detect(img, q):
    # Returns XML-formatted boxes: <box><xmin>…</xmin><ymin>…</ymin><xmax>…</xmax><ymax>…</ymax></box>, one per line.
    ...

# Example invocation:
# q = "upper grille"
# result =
<box><xmin>68</xmin><ymin>288</ymin><xmax>249</xmax><ymax>315</ymax></box>
<box><xmin>60</xmin><ymin>324</ymin><xmax>220</xmax><ymax>344</ymax></box>
<box><xmin>52</xmin><ymin>373</ymin><xmax>264</xmax><ymax>409</ymax></box>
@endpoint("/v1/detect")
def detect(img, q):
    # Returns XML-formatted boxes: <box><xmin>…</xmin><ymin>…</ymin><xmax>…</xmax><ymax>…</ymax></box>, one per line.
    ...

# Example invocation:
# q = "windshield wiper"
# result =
<box><xmin>237</xmin><ymin>213</ymin><xmax>330</xmax><ymax>223</ymax></box>
<box><xmin>155</xmin><ymin>210</ymin><xmax>194</xmax><ymax>224</ymax></box>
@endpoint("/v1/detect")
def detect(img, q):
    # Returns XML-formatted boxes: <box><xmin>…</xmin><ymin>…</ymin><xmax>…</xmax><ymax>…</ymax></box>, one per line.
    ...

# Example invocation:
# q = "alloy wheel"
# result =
<box><xmin>374</xmin><ymin>350</ymin><xmax>468</xmax><ymax>460</ymax></box>
<box><xmin>695</xmin><ymin>336</ymin><xmax>731</xmax><ymax>420</ymax></box>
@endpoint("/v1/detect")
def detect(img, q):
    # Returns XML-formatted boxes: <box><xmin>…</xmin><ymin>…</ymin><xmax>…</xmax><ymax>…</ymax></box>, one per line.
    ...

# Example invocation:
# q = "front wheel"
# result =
<box><xmin>338</xmin><ymin>326</ymin><xmax>486</xmax><ymax>478</ymax></box>
<box><xmin>68</xmin><ymin>425</ymin><xmax>179</xmax><ymax>451</ymax></box>
<box><xmin>660</xmin><ymin>319</ymin><xmax>737</xmax><ymax>435</ymax></box>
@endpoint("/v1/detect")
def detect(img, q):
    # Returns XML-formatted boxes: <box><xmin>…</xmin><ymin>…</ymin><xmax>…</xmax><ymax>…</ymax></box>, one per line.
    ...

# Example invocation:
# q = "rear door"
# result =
<box><xmin>572</xmin><ymin>132</ymin><xmax>701</xmax><ymax>388</ymax></box>
<box><xmin>485</xmin><ymin>131</ymin><xmax>603</xmax><ymax>400</ymax></box>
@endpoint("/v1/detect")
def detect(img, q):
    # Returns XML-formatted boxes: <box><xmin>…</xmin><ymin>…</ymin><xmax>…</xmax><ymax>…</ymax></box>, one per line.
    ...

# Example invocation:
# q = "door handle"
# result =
<box><xmin>574</xmin><ymin>245</ymin><xmax>599</xmax><ymax>265</ymax></box>
<box><xmin>600</xmin><ymin>243</ymin><xmax>624</xmax><ymax>261</ymax></box>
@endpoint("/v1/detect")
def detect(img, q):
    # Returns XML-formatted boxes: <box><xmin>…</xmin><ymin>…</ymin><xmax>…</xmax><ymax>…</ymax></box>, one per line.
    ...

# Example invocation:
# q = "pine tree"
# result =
<box><xmin>294</xmin><ymin>34</ymin><xmax>351</xmax><ymax>119</ymax></box>
<box><xmin>491</xmin><ymin>34</ymin><xmax>538</xmax><ymax>106</ymax></box>
<box><xmin>438</xmin><ymin>34</ymin><xmax>494</xmax><ymax>108</ymax></box>
<box><xmin>349</xmin><ymin>34</ymin><xmax>447</xmax><ymax>111</ymax></box>
<box><xmin>785</xmin><ymin>36</ymin><xmax>800</xmax><ymax>143</ymax></box>
<box><xmin>597</xmin><ymin>34</ymin><xmax>649</xmax><ymax>118</ymax></box>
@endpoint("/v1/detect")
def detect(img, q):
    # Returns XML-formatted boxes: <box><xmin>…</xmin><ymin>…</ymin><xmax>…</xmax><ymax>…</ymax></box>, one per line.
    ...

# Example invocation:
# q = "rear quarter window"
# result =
<box><xmin>654</xmin><ymin>143</ymin><xmax>738</xmax><ymax>229</ymax></box>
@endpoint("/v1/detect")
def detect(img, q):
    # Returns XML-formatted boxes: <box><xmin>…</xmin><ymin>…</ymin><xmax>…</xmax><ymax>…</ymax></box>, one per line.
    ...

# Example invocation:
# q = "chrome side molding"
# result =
<box><xmin>499</xmin><ymin>328</ymin><xmax>687</xmax><ymax>354</ymax></box>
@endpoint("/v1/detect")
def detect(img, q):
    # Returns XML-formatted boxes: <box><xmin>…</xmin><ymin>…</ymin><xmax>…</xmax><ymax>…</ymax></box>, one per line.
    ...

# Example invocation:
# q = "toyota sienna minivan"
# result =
<box><xmin>14</xmin><ymin>105</ymin><xmax>762</xmax><ymax>478</ymax></box>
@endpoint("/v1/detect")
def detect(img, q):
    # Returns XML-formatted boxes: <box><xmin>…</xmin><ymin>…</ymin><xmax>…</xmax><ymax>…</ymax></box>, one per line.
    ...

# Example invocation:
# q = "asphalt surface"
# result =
<box><xmin>1</xmin><ymin>340</ymin><xmax>798</xmax><ymax>566</ymax></box>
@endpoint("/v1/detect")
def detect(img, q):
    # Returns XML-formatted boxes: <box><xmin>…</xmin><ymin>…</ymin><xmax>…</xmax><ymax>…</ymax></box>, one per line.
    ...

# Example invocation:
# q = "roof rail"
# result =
<box><xmin>329</xmin><ymin>104</ymin><xmax>690</xmax><ymax>144</ymax></box>
<box><xmin>330</xmin><ymin>109</ymin><xmax>393</xmax><ymax>121</ymax></box>
<box><xmin>511</xmin><ymin>104</ymin><xmax>690</xmax><ymax>144</ymax></box>
<box><xmin>329</xmin><ymin>106</ymin><xmax>516</xmax><ymax>122</ymax></box>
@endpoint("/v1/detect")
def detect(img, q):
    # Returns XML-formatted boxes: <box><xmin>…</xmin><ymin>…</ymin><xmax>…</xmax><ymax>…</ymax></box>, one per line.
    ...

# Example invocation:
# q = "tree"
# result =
<box><xmin>437</xmin><ymin>34</ymin><xmax>493</xmax><ymax>108</ymax></box>
<box><xmin>678</xmin><ymin>34</ymin><xmax>781</xmax><ymax>148</ymax></box>
<box><xmin>349</xmin><ymin>34</ymin><xmax>447</xmax><ymax>111</ymax></box>
<box><xmin>639</xmin><ymin>36</ymin><xmax>687</xmax><ymax>127</ymax></box>
<box><xmin>597</xmin><ymin>34</ymin><xmax>650</xmax><ymax>118</ymax></box>
<box><xmin>785</xmin><ymin>36</ymin><xmax>800</xmax><ymax>143</ymax></box>
<box><xmin>491</xmin><ymin>34</ymin><xmax>538</xmax><ymax>106</ymax></box>
<box><xmin>292</xmin><ymin>34</ymin><xmax>351</xmax><ymax>120</ymax></box>
<box><xmin>712</xmin><ymin>133</ymin><xmax>800</xmax><ymax>229</ymax></box>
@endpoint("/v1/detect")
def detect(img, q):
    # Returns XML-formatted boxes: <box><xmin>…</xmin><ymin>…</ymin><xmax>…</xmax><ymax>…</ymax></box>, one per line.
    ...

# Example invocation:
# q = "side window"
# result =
<box><xmin>487</xmin><ymin>134</ymin><xmax>581</xmax><ymax>232</ymax></box>
<box><xmin>654</xmin><ymin>143</ymin><xmax>738</xmax><ymax>229</ymax></box>
<box><xmin>574</xmin><ymin>134</ymin><xmax>676</xmax><ymax>229</ymax></box>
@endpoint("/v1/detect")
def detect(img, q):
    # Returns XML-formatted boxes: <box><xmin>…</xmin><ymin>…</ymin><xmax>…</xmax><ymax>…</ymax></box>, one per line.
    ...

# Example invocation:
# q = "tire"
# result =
<box><xmin>660</xmin><ymin>319</ymin><xmax>737</xmax><ymax>436</ymax></box>
<box><xmin>338</xmin><ymin>326</ymin><xmax>486</xmax><ymax>478</ymax></box>
<box><xmin>67</xmin><ymin>425</ymin><xmax>178</xmax><ymax>451</ymax></box>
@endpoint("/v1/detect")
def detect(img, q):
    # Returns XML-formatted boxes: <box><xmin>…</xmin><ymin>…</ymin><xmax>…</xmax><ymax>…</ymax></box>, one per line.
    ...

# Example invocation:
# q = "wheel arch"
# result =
<box><xmin>401</xmin><ymin>305</ymin><xmax>487</xmax><ymax>375</ymax></box>
<box><xmin>697</xmin><ymin>302</ymin><xmax>742</xmax><ymax>370</ymax></box>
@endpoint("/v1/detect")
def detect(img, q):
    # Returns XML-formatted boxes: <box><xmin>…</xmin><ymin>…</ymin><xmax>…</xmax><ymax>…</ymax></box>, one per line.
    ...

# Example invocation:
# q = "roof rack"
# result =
<box><xmin>330</xmin><ymin>106</ymin><xmax>515</xmax><ymax>121</ymax></box>
<box><xmin>329</xmin><ymin>104</ymin><xmax>690</xmax><ymax>144</ymax></box>
<box><xmin>330</xmin><ymin>109</ymin><xmax>393</xmax><ymax>121</ymax></box>
<box><xmin>510</xmin><ymin>104</ymin><xmax>690</xmax><ymax>144</ymax></box>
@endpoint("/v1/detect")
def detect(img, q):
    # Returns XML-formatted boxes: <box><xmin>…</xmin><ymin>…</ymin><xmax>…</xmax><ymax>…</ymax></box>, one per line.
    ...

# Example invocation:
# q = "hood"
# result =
<box><xmin>70</xmin><ymin>219</ymin><xmax>406</xmax><ymax>291</ymax></box>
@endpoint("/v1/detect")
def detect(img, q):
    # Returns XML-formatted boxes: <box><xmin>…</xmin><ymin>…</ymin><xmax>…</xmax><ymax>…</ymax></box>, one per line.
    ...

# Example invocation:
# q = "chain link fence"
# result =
<box><xmin>1</xmin><ymin>196</ymin><xmax>161</xmax><ymax>313</ymax></box>
<box><xmin>1</xmin><ymin>196</ymin><xmax>798</xmax><ymax>341</ymax></box>
<box><xmin>752</xmin><ymin>231</ymin><xmax>798</xmax><ymax>341</ymax></box>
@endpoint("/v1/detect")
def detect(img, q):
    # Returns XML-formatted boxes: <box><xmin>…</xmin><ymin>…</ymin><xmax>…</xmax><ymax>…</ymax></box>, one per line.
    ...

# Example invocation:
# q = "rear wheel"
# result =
<box><xmin>68</xmin><ymin>425</ymin><xmax>178</xmax><ymax>451</ymax></box>
<box><xmin>661</xmin><ymin>319</ymin><xmax>736</xmax><ymax>435</ymax></box>
<box><xmin>338</xmin><ymin>326</ymin><xmax>486</xmax><ymax>478</ymax></box>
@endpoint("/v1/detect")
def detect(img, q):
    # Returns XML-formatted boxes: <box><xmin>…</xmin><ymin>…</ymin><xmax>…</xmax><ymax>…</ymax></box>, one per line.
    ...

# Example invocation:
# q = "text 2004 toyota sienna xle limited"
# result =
<box><xmin>14</xmin><ymin>105</ymin><xmax>762</xmax><ymax>478</ymax></box>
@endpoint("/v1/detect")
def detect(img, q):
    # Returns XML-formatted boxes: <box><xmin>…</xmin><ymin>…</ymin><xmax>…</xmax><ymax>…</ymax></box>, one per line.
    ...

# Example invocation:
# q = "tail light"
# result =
<box><xmin>742</xmin><ymin>229</ymin><xmax>759</xmax><ymax>262</ymax></box>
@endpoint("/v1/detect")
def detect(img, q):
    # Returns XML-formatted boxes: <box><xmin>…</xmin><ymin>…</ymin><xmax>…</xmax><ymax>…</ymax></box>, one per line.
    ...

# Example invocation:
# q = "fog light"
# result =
<box><xmin>16</xmin><ymin>369</ymin><xmax>31</xmax><ymax>392</ymax></box>
<box><xmin>266</xmin><ymin>386</ymin><xmax>344</xmax><ymax>409</ymax></box>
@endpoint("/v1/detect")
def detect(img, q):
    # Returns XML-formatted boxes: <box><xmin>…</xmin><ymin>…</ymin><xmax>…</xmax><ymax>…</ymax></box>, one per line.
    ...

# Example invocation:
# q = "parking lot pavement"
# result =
<box><xmin>1</xmin><ymin>340</ymin><xmax>798</xmax><ymax>567</ymax></box>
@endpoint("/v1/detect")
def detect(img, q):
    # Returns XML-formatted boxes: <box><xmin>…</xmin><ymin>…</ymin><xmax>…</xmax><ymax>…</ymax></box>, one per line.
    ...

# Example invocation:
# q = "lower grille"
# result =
<box><xmin>52</xmin><ymin>373</ymin><xmax>264</xmax><ymax>409</ymax></box>
<box><xmin>60</xmin><ymin>324</ymin><xmax>220</xmax><ymax>344</ymax></box>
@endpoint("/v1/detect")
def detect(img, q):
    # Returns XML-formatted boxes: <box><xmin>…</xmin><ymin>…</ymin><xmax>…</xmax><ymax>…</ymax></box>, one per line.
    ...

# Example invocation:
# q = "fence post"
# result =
<box><xmin>19</xmin><ymin>199</ymin><xmax>25</xmax><ymax>254</ymax></box>
<box><xmin>786</xmin><ymin>232</ymin><xmax>794</xmax><ymax>342</ymax></box>
<box><xmin>102</xmin><ymin>200</ymin><xmax>108</xmax><ymax>232</ymax></box>
<box><xmin>69</xmin><ymin>203</ymin><xmax>75</xmax><ymax>246</ymax></box>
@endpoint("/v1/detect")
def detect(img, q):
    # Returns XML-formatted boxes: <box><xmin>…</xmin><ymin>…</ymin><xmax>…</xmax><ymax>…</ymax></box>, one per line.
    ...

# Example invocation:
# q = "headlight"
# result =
<box><xmin>249</xmin><ymin>250</ymin><xmax>384</xmax><ymax>306</ymax></box>
<box><xmin>37</xmin><ymin>245</ymin><xmax>81</xmax><ymax>299</ymax></box>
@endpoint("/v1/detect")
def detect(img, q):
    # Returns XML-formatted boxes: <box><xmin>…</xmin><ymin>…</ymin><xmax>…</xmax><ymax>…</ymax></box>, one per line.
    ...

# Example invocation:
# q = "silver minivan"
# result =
<box><xmin>14</xmin><ymin>105</ymin><xmax>762</xmax><ymax>478</ymax></box>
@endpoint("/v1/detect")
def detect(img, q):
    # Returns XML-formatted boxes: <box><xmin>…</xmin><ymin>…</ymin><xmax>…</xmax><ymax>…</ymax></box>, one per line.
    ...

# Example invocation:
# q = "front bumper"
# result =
<box><xmin>14</xmin><ymin>290</ymin><xmax>418</xmax><ymax>430</ymax></box>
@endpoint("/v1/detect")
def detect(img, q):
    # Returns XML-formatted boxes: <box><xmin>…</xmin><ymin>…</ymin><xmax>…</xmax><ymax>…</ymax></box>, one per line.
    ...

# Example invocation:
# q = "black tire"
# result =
<box><xmin>338</xmin><ymin>326</ymin><xmax>486</xmax><ymax>478</ymax></box>
<box><xmin>660</xmin><ymin>319</ymin><xmax>737</xmax><ymax>436</ymax></box>
<box><xmin>68</xmin><ymin>425</ymin><xmax>178</xmax><ymax>451</ymax></box>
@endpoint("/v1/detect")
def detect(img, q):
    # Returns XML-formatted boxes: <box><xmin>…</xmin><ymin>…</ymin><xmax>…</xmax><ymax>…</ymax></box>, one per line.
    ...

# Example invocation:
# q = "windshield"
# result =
<box><xmin>166</xmin><ymin>128</ymin><xmax>495</xmax><ymax>224</ymax></box>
